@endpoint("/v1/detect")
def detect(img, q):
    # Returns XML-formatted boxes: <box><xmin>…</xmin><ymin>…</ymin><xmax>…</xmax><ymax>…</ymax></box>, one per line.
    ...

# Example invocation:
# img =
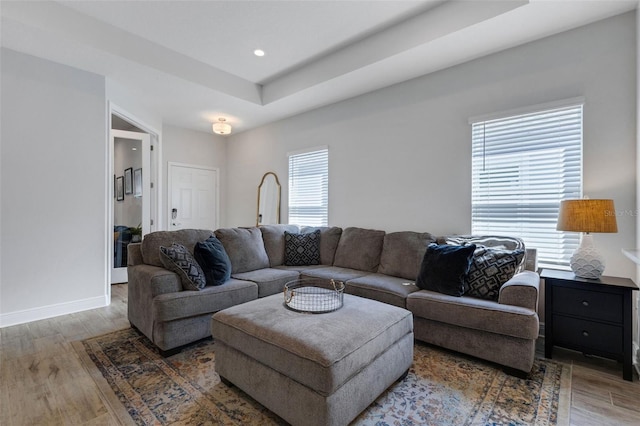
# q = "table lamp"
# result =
<box><xmin>556</xmin><ymin>199</ymin><xmax>618</xmax><ymax>279</ymax></box>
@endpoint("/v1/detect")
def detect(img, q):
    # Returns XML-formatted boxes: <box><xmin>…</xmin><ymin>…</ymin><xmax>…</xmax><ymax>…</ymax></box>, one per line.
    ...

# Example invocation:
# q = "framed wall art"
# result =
<box><xmin>116</xmin><ymin>176</ymin><xmax>124</xmax><ymax>201</ymax></box>
<box><xmin>124</xmin><ymin>167</ymin><xmax>133</xmax><ymax>194</ymax></box>
<box><xmin>134</xmin><ymin>168</ymin><xmax>142</xmax><ymax>197</ymax></box>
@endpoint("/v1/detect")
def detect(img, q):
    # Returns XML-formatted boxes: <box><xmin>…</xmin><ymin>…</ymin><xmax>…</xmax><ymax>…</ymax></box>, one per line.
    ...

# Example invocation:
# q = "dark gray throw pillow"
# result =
<box><xmin>466</xmin><ymin>247</ymin><xmax>525</xmax><ymax>301</ymax></box>
<box><xmin>159</xmin><ymin>243</ymin><xmax>206</xmax><ymax>291</ymax></box>
<box><xmin>284</xmin><ymin>230</ymin><xmax>321</xmax><ymax>266</ymax></box>
<box><xmin>416</xmin><ymin>243</ymin><xmax>476</xmax><ymax>297</ymax></box>
<box><xmin>194</xmin><ymin>237</ymin><xmax>232</xmax><ymax>286</ymax></box>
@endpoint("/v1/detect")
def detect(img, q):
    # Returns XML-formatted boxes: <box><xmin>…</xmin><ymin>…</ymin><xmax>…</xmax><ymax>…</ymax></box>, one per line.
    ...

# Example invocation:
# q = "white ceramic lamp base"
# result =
<box><xmin>570</xmin><ymin>233</ymin><xmax>605</xmax><ymax>279</ymax></box>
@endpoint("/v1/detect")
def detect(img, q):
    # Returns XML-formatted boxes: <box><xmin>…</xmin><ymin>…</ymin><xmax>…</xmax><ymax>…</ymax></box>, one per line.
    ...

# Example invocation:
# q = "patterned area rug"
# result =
<box><xmin>74</xmin><ymin>328</ymin><xmax>571</xmax><ymax>426</ymax></box>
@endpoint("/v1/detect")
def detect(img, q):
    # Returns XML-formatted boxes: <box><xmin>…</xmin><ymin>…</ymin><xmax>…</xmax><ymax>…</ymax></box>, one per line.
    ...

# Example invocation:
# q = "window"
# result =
<box><xmin>471</xmin><ymin>102</ymin><xmax>583</xmax><ymax>268</ymax></box>
<box><xmin>288</xmin><ymin>147</ymin><xmax>328</xmax><ymax>226</ymax></box>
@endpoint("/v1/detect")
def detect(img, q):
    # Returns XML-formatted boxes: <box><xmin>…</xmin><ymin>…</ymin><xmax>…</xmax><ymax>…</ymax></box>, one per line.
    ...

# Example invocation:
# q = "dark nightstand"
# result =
<box><xmin>541</xmin><ymin>269</ymin><xmax>638</xmax><ymax>381</ymax></box>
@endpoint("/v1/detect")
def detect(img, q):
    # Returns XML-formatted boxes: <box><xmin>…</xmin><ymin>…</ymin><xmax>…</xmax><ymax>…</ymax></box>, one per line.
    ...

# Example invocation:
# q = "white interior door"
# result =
<box><xmin>168</xmin><ymin>163</ymin><xmax>219</xmax><ymax>231</ymax></box>
<box><xmin>111</xmin><ymin>129</ymin><xmax>151</xmax><ymax>284</ymax></box>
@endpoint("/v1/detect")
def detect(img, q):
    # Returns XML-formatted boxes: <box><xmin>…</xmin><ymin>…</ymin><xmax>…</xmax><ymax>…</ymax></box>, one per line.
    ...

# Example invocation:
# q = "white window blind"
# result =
<box><xmin>471</xmin><ymin>104</ymin><xmax>583</xmax><ymax>268</ymax></box>
<box><xmin>288</xmin><ymin>147</ymin><xmax>328</xmax><ymax>226</ymax></box>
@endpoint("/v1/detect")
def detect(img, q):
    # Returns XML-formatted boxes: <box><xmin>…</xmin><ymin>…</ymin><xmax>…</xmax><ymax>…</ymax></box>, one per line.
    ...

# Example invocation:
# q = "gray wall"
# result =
<box><xmin>227</xmin><ymin>12</ymin><xmax>637</xmax><ymax>283</ymax></box>
<box><xmin>0</xmin><ymin>50</ymin><xmax>228</xmax><ymax>326</ymax></box>
<box><xmin>114</xmin><ymin>137</ymin><xmax>142</xmax><ymax>228</ymax></box>
<box><xmin>161</xmin><ymin>124</ymin><xmax>228</xmax><ymax>229</ymax></box>
<box><xmin>1</xmin><ymin>48</ymin><xmax>107</xmax><ymax>324</ymax></box>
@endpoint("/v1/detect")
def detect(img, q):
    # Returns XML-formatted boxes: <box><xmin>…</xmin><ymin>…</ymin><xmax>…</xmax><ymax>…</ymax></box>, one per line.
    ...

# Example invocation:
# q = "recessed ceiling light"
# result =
<box><xmin>254</xmin><ymin>49</ymin><xmax>265</xmax><ymax>57</ymax></box>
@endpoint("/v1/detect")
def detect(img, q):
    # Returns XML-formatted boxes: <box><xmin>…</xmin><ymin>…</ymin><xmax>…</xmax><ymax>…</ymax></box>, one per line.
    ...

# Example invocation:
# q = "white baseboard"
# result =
<box><xmin>0</xmin><ymin>295</ymin><xmax>108</xmax><ymax>328</ymax></box>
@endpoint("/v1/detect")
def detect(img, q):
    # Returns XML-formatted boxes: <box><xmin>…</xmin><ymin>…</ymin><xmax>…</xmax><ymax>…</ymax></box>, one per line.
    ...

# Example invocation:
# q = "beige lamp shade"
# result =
<box><xmin>556</xmin><ymin>199</ymin><xmax>618</xmax><ymax>233</ymax></box>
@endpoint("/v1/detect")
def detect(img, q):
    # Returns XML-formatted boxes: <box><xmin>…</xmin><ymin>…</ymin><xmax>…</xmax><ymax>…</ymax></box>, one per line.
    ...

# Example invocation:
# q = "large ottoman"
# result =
<box><xmin>211</xmin><ymin>293</ymin><xmax>414</xmax><ymax>426</ymax></box>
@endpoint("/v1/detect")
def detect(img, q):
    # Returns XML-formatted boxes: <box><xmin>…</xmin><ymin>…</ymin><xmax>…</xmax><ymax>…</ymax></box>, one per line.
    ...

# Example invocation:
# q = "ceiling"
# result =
<box><xmin>1</xmin><ymin>0</ymin><xmax>637</xmax><ymax>135</ymax></box>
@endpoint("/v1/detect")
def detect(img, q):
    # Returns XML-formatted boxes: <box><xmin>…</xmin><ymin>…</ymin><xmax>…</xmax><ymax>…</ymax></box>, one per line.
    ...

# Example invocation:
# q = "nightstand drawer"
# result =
<box><xmin>553</xmin><ymin>316</ymin><xmax>623</xmax><ymax>354</ymax></box>
<box><xmin>552</xmin><ymin>286</ymin><xmax>622</xmax><ymax>323</ymax></box>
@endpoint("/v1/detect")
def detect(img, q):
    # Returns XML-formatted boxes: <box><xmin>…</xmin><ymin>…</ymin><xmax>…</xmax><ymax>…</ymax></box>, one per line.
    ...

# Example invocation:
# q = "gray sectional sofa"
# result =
<box><xmin>127</xmin><ymin>225</ymin><xmax>540</xmax><ymax>373</ymax></box>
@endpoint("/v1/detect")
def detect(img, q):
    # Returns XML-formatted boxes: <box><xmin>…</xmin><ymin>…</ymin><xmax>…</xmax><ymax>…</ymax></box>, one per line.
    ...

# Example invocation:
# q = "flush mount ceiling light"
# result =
<box><xmin>253</xmin><ymin>49</ymin><xmax>265</xmax><ymax>57</ymax></box>
<box><xmin>212</xmin><ymin>117</ymin><xmax>232</xmax><ymax>135</ymax></box>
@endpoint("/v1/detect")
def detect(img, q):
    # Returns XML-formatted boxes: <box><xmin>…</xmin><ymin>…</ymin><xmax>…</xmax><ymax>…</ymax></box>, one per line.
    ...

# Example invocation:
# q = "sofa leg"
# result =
<box><xmin>397</xmin><ymin>368</ymin><xmax>410</xmax><ymax>382</ymax></box>
<box><xmin>503</xmin><ymin>366</ymin><xmax>530</xmax><ymax>380</ymax></box>
<box><xmin>159</xmin><ymin>347</ymin><xmax>181</xmax><ymax>358</ymax></box>
<box><xmin>219</xmin><ymin>375</ymin><xmax>233</xmax><ymax>387</ymax></box>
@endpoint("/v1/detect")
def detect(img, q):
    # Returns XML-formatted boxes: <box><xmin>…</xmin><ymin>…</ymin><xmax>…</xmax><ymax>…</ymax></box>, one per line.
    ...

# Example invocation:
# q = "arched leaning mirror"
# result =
<box><xmin>257</xmin><ymin>172</ymin><xmax>281</xmax><ymax>226</ymax></box>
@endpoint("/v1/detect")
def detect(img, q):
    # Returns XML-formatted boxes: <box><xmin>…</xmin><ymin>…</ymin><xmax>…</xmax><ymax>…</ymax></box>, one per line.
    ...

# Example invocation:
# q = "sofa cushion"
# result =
<box><xmin>159</xmin><ymin>243</ymin><xmax>207</xmax><ymax>291</ymax></box>
<box><xmin>300</xmin><ymin>226</ymin><xmax>343</xmax><ymax>265</ymax></box>
<box><xmin>300</xmin><ymin>266</ymin><xmax>369</xmax><ymax>283</ymax></box>
<box><xmin>346</xmin><ymin>273</ymin><xmax>420</xmax><ymax>308</ymax></box>
<box><xmin>153</xmin><ymin>278</ymin><xmax>258</xmax><ymax>322</ymax></box>
<box><xmin>416</xmin><ymin>243</ymin><xmax>476</xmax><ymax>297</ymax></box>
<box><xmin>378</xmin><ymin>231</ymin><xmax>435</xmax><ymax>281</ymax></box>
<box><xmin>274</xmin><ymin>264</ymin><xmax>328</xmax><ymax>273</ymax></box>
<box><xmin>232</xmin><ymin>268</ymin><xmax>300</xmax><ymax>298</ymax></box>
<box><xmin>260</xmin><ymin>224</ymin><xmax>300</xmax><ymax>267</ymax></box>
<box><xmin>333</xmin><ymin>227</ymin><xmax>385</xmax><ymax>272</ymax></box>
<box><xmin>142</xmin><ymin>229</ymin><xmax>214</xmax><ymax>267</ymax></box>
<box><xmin>467</xmin><ymin>248</ymin><xmax>525</xmax><ymax>301</ymax></box>
<box><xmin>284</xmin><ymin>230</ymin><xmax>321</xmax><ymax>266</ymax></box>
<box><xmin>215</xmin><ymin>227</ymin><xmax>270</xmax><ymax>274</ymax></box>
<box><xmin>194</xmin><ymin>236</ymin><xmax>232</xmax><ymax>286</ymax></box>
<box><xmin>406</xmin><ymin>290</ymin><xmax>539</xmax><ymax>340</ymax></box>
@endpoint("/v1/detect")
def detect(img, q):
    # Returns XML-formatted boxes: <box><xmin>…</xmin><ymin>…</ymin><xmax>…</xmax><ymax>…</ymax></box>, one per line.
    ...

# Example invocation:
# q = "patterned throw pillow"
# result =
<box><xmin>284</xmin><ymin>230</ymin><xmax>321</xmax><ymax>266</ymax></box>
<box><xmin>466</xmin><ymin>247</ymin><xmax>525</xmax><ymax>301</ymax></box>
<box><xmin>159</xmin><ymin>243</ymin><xmax>206</xmax><ymax>291</ymax></box>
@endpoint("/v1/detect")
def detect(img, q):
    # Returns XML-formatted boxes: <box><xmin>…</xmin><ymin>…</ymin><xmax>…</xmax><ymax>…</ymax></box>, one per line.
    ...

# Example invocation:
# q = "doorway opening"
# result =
<box><xmin>108</xmin><ymin>105</ymin><xmax>160</xmax><ymax>293</ymax></box>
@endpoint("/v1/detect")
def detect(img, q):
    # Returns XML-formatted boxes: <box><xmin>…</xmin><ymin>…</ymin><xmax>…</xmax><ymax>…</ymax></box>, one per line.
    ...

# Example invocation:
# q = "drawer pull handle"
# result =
<box><xmin>582</xmin><ymin>300</ymin><xmax>589</xmax><ymax>307</ymax></box>
<box><xmin>582</xmin><ymin>331</ymin><xmax>589</xmax><ymax>337</ymax></box>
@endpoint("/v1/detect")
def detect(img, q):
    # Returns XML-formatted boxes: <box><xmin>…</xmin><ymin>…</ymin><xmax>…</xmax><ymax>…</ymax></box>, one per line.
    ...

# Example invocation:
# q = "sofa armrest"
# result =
<box><xmin>128</xmin><ymin>242</ymin><xmax>143</xmax><ymax>266</ymax></box>
<box><xmin>498</xmin><ymin>270</ymin><xmax>539</xmax><ymax>311</ymax></box>
<box><xmin>127</xmin><ymin>264</ymin><xmax>182</xmax><ymax>340</ymax></box>
<box><xmin>524</xmin><ymin>248</ymin><xmax>538</xmax><ymax>272</ymax></box>
<box><xmin>128</xmin><ymin>264</ymin><xmax>183</xmax><ymax>297</ymax></box>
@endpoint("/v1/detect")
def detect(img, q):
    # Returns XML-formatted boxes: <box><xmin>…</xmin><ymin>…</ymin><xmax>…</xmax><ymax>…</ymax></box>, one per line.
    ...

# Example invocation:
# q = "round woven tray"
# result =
<box><xmin>283</xmin><ymin>278</ymin><xmax>344</xmax><ymax>313</ymax></box>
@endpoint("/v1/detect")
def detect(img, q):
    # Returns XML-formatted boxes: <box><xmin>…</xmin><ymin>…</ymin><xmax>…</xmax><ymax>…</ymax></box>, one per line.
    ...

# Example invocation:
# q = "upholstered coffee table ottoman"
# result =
<box><xmin>211</xmin><ymin>293</ymin><xmax>413</xmax><ymax>426</ymax></box>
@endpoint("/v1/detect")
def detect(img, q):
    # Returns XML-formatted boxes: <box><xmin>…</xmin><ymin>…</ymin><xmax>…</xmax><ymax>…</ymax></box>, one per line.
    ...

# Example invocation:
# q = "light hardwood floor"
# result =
<box><xmin>1</xmin><ymin>283</ymin><xmax>639</xmax><ymax>425</ymax></box>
